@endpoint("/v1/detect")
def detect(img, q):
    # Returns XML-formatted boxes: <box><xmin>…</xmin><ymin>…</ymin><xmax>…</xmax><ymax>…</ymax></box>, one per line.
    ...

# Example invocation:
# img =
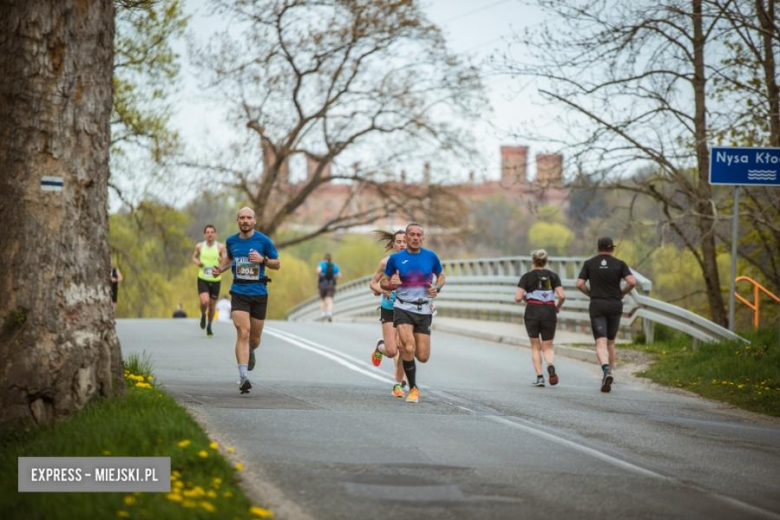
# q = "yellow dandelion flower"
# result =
<box><xmin>212</xmin><ymin>477</ymin><xmax>222</xmax><ymax>485</ymax></box>
<box><xmin>116</xmin><ymin>511</ymin><xmax>130</xmax><ymax>518</ymax></box>
<box><xmin>209</xmin><ymin>442</ymin><xmax>219</xmax><ymax>450</ymax></box>
<box><xmin>174</xmin><ymin>481</ymin><xmax>184</xmax><ymax>489</ymax></box>
<box><xmin>124</xmin><ymin>496</ymin><xmax>137</xmax><ymax>506</ymax></box>
<box><xmin>193</xmin><ymin>486</ymin><xmax>206</xmax><ymax>497</ymax></box>
<box><xmin>222</xmin><ymin>491</ymin><xmax>234</xmax><ymax>498</ymax></box>
<box><xmin>103</xmin><ymin>450</ymin><xmax>111</xmax><ymax>456</ymax></box>
<box><xmin>199</xmin><ymin>501</ymin><xmax>216</xmax><ymax>513</ymax></box>
<box><xmin>178</xmin><ymin>440</ymin><xmax>191</xmax><ymax>448</ymax></box>
<box><xmin>207</xmin><ymin>490</ymin><xmax>218</xmax><ymax>498</ymax></box>
<box><xmin>250</xmin><ymin>506</ymin><xmax>274</xmax><ymax>518</ymax></box>
<box><xmin>198</xmin><ymin>450</ymin><xmax>209</xmax><ymax>458</ymax></box>
<box><xmin>235</xmin><ymin>462</ymin><xmax>244</xmax><ymax>472</ymax></box>
<box><xmin>134</xmin><ymin>382</ymin><xmax>152</xmax><ymax>389</ymax></box>
<box><xmin>227</xmin><ymin>447</ymin><xmax>235</xmax><ymax>454</ymax></box>
<box><xmin>167</xmin><ymin>493</ymin><xmax>182</xmax><ymax>502</ymax></box>
<box><xmin>182</xmin><ymin>499</ymin><xmax>197</xmax><ymax>508</ymax></box>
<box><xmin>147</xmin><ymin>376</ymin><xmax>153</xmax><ymax>381</ymax></box>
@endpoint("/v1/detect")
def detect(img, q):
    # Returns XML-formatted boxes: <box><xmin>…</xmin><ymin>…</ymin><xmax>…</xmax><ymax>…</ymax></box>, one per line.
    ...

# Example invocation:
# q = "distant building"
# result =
<box><xmin>286</xmin><ymin>145</ymin><xmax>569</xmax><ymax>230</ymax></box>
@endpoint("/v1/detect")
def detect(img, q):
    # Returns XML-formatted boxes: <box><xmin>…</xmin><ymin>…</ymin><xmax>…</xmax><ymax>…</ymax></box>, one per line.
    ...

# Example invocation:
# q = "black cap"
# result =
<box><xmin>597</xmin><ymin>236</ymin><xmax>615</xmax><ymax>251</ymax></box>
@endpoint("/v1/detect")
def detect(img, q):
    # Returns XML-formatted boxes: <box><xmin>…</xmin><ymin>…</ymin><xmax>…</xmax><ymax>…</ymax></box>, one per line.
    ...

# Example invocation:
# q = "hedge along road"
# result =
<box><xmin>117</xmin><ymin>319</ymin><xmax>780</xmax><ymax>520</ymax></box>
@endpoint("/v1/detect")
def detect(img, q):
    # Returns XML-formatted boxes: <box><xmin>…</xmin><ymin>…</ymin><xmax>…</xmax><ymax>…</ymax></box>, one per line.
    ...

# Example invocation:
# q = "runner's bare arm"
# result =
<box><xmin>428</xmin><ymin>273</ymin><xmax>446</xmax><ymax>297</ymax></box>
<box><xmin>211</xmin><ymin>255</ymin><xmax>233</xmax><ymax>277</ymax></box>
<box><xmin>265</xmin><ymin>258</ymin><xmax>281</xmax><ymax>270</ymax></box>
<box><xmin>191</xmin><ymin>244</ymin><xmax>203</xmax><ymax>267</ymax></box>
<box><xmin>576</xmin><ymin>278</ymin><xmax>590</xmax><ymax>297</ymax></box>
<box><xmin>369</xmin><ymin>258</ymin><xmax>388</xmax><ymax>296</ymax></box>
<box><xmin>514</xmin><ymin>287</ymin><xmax>526</xmax><ymax>303</ymax></box>
<box><xmin>621</xmin><ymin>274</ymin><xmax>637</xmax><ymax>297</ymax></box>
<box><xmin>554</xmin><ymin>286</ymin><xmax>566</xmax><ymax>312</ymax></box>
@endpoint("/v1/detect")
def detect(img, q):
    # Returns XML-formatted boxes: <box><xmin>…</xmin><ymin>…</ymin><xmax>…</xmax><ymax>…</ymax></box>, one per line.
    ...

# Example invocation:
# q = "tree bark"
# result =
<box><xmin>692</xmin><ymin>0</ymin><xmax>728</xmax><ymax>326</ymax></box>
<box><xmin>0</xmin><ymin>0</ymin><xmax>124</xmax><ymax>427</ymax></box>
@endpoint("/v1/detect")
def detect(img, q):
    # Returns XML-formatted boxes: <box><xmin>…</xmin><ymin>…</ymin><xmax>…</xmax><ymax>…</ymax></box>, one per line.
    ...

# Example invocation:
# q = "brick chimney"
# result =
<box><xmin>535</xmin><ymin>153</ymin><xmax>563</xmax><ymax>185</ymax></box>
<box><xmin>500</xmin><ymin>146</ymin><xmax>528</xmax><ymax>185</ymax></box>
<box><xmin>423</xmin><ymin>162</ymin><xmax>431</xmax><ymax>185</ymax></box>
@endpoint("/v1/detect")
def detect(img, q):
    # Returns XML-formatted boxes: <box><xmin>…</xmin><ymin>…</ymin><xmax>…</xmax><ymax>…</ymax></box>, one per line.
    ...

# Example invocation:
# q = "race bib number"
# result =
<box><xmin>236</xmin><ymin>262</ymin><xmax>260</xmax><ymax>280</ymax></box>
<box><xmin>203</xmin><ymin>267</ymin><xmax>214</xmax><ymax>277</ymax></box>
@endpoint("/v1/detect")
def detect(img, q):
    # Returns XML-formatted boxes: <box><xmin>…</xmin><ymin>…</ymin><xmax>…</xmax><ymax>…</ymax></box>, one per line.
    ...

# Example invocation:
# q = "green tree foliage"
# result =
<box><xmin>111</xmin><ymin>0</ymin><xmax>187</xmax><ymax>201</ymax></box>
<box><xmin>527</xmin><ymin>222</ymin><xmax>573</xmax><ymax>256</ymax></box>
<box><xmin>110</xmin><ymin>202</ymin><xmax>192</xmax><ymax>317</ymax></box>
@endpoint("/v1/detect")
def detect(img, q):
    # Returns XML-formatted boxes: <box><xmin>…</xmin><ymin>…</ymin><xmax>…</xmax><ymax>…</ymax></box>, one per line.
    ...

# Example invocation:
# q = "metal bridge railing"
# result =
<box><xmin>287</xmin><ymin>255</ymin><xmax>744</xmax><ymax>345</ymax></box>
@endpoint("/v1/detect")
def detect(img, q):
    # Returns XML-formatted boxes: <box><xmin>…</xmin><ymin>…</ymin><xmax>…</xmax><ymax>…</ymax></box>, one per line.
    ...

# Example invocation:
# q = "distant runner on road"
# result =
<box><xmin>576</xmin><ymin>236</ymin><xmax>637</xmax><ymax>393</ymax></box>
<box><xmin>213</xmin><ymin>207</ymin><xmax>281</xmax><ymax>395</ymax></box>
<box><xmin>515</xmin><ymin>249</ymin><xmax>565</xmax><ymax>387</ymax></box>
<box><xmin>317</xmin><ymin>253</ymin><xmax>341</xmax><ymax>322</ymax></box>
<box><xmin>192</xmin><ymin>224</ymin><xmax>227</xmax><ymax>337</ymax></box>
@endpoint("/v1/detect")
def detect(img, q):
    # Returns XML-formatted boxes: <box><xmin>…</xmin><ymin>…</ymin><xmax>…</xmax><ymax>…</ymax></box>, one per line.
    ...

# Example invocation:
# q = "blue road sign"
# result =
<box><xmin>710</xmin><ymin>146</ymin><xmax>780</xmax><ymax>186</ymax></box>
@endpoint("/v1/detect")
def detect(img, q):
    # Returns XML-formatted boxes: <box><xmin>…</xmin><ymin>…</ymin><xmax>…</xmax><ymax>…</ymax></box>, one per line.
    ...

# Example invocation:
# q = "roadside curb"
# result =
<box><xmin>432</xmin><ymin>322</ymin><xmax>597</xmax><ymax>363</ymax></box>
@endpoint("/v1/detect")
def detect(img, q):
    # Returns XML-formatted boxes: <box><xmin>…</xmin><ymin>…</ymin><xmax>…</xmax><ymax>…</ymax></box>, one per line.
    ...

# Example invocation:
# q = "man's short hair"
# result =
<box><xmin>203</xmin><ymin>224</ymin><xmax>216</xmax><ymax>233</ymax></box>
<box><xmin>406</xmin><ymin>222</ymin><xmax>424</xmax><ymax>234</ymax></box>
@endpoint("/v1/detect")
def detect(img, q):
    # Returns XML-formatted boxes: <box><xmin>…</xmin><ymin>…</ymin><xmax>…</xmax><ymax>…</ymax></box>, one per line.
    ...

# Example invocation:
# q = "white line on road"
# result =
<box><xmin>265</xmin><ymin>328</ymin><xmax>395</xmax><ymax>385</ymax></box>
<box><xmin>266</xmin><ymin>325</ymin><xmax>780</xmax><ymax>519</ymax></box>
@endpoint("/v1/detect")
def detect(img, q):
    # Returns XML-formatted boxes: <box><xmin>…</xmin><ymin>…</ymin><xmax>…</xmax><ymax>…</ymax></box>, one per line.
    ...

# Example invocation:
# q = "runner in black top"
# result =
<box><xmin>515</xmin><ymin>250</ymin><xmax>566</xmax><ymax>387</ymax></box>
<box><xmin>576</xmin><ymin>237</ymin><xmax>637</xmax><ymax>393</ymax></box>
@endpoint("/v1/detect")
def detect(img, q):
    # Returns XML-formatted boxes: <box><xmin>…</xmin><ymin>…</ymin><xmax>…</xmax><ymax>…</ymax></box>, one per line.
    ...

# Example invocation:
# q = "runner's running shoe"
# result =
<box><xmin>532</xmin><ymin>377</ymin><xmax>545</xmax><ymax>387</ymax></box>
<box><xmin>200</xmin><ymin>313</ymin><xmax>206</xmax><ymax>329</ymax></box>
<box><xmin>248</xmin><ymin>350</ymin><xmax>256</xmax><ymax>371</ymax></box>
<box><xmin>392</xmin><ymin>384</ymin><xmax>405</xmax><ymax>398</ymax></box>
<box><xmin>239</xmin><ymin>377</ymin><xmax>252</xmax><ymax>394</ymax></box>
<box><xmin>371</xmin><ymin>339</ymin><xmax>384</xmax><ymax>367</ymax></box>
<box><xmin>601</xmin><ymin>371</ymin><xmax>614</xmax><ymax>393</ymax></box>
<box><xmin>207</xmin><ymin>324</ymin><xmax>213</xmax><ymax>337</ymax></box>
<box><xmin>548</xmin><ymin>365</ymin><xmax>559</xmax><ymax>386</ymax></box>
<box><xmin>405</xmin><ymin>387</ymin><xmax>420</xmax><ymax>403</ymax></box>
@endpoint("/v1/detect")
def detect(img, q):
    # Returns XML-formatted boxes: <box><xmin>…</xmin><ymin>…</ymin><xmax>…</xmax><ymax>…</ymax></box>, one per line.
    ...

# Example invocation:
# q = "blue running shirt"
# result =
<box><xmin>225</xmin><ymin>231</ymin><xmax>279</xmax><ymax>296</ymax></box>
<box><xmin>384</xmin><ymin>248</ymin><xmax>442</xmax><ymax>315</ymax></box>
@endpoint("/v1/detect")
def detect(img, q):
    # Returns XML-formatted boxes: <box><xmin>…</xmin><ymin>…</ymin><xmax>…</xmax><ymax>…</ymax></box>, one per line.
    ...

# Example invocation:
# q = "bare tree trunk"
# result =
<box><xmin>692</xmin><ymin>0</ymin><xmax>728</xmax><ymax>326</ymax></box>
<box><xmin>0</xmin><ymin>0</ymin><xmax>124</xmax><ymax>427</ymax></box>
<box><xmin>757</xmin><ymin>0</ymin><xmax>779</xmax><ymax>146</ymax></box>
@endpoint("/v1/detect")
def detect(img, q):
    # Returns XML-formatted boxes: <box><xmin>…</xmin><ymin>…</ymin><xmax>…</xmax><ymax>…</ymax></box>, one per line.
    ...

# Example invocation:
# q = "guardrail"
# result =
<box><xmin>287</xmin><ymin>255</ymin><xmax>745</xmax><ymax>345</ymax></box>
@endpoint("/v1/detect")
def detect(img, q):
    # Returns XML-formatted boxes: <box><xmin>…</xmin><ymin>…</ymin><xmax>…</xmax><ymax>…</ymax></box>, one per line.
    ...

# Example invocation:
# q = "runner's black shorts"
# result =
<box><xmin>318</xmin><ymin>282</ymin><xmax>336</xmax><ymax>299</ymax></box>
<box><xmin>230</xmin><ymin>292</ymin><xmax>268</xmax><ymax>320</ymax></box>
<box><xmin>198</xmin><ymin>278</ymin><xmax>221</xmax><ymax>300</ymax></box>
<box><xmin>524</xmin><ymin>319</ymin><xmax>557</xmax><ymax>341</ymax></box>
<box><xmin>380</xmin><ymin>307</ymin><xmax>394</xmax><ymax>324</ymax></box>
<box><xmin>589</xmin><ymin>298</ymin><xmax>623</xmax><ymax>340</ymax></box>
<box><xmin>393</xmin><ymin>308</ymin><xmax>432</xmax><ymax>335</ymax></box>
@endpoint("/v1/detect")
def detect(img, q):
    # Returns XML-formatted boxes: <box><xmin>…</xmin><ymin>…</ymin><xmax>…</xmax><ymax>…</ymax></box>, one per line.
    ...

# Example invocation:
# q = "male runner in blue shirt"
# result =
<box><xmin>213</xmin><ymin>207</ymin><xmax>281</xmax><ymax>394</ymax></box>
<box><xmin>380</xmin><ymin>222</ymin><xmax>445</xmax><ymax>403</ymax></box>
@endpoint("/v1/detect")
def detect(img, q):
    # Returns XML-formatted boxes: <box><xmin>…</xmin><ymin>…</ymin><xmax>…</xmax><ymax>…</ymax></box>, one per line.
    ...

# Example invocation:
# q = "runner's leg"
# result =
<box><xmin>530</xmin><ymin>338</ymin><xmax>543</xmax><ymax>376</ymax></box>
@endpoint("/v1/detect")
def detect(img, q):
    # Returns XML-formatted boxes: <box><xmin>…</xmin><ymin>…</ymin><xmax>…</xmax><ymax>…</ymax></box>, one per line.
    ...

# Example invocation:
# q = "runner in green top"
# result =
<box><xmin>192</xmin><ymin>224</ymin><xmax>227</xmax><ymax>336</ymax></box>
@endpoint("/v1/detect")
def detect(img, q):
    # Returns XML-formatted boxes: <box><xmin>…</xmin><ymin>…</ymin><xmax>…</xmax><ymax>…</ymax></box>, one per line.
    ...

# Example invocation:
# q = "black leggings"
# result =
<box><xmin>589</xmin><ymin>299</ymin><xmax>623</xmax><ymax>340</ymax></box>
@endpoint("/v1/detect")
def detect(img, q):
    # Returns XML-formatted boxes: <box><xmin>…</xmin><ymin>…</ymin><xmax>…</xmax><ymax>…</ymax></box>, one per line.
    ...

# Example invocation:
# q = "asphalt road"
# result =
<box><xmin>117</xmin><ymin>319</ymin><xmax>780</xmax><ymax>520</ymax></box>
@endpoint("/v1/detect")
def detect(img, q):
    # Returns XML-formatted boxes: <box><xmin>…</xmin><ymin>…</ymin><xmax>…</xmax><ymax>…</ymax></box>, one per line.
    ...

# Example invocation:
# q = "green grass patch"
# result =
<box><xmin>0</xmin><ymin>353</ymin><xmax>274</xmax><ymax>519</ymax></box>
<box><xmin>628</xmin><ymin>326</ymin><xmax>780</xmax><ymax>417</ymax></box>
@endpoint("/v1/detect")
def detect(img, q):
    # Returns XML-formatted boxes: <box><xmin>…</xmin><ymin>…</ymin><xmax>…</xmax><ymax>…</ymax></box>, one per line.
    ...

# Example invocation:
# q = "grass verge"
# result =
<box><xmin>0</xmin><ymin>353</ymin><xmax>274</xmax><ymax>519</ymax></box>
<box><xmin>627</xmin><ymin>326</ymin><xmax>780</xmax><ymax>417</ymax></box>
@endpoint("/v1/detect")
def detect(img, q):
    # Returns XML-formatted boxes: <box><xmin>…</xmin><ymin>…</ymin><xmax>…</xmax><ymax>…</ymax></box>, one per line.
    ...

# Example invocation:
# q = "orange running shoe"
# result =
<box><xmin>371</xmin><ymin>339</ymin><xmax>384</xmax><ymax>367</ymax></box>
<box><xmin>405</xmin><ymin>387</ymin><xmax>420</xmax><ymax>403</ymax></box>
<box><xmin>392</xmin><ymin>383</ymin><xmax>405</xmax><ymax>398</ymax></box>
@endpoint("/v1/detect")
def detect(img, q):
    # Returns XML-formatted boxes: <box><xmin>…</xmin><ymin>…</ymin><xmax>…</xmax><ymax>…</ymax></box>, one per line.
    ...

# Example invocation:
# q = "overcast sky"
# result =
<box><xmin>122</xmin><ymin>0</ymin><xmax>563</xmax><ymax>210</ymax></box>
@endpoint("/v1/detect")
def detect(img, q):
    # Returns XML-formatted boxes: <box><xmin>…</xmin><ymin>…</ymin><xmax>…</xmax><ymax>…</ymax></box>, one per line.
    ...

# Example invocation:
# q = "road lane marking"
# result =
<box><xmin>265</xmin><ymin>328</ymin><xmax>395</xmax><ymax>385</ymax></box>
<box><xmin>266</xmin><ymin>326</ymin><xmax>780</xmax><ymax>519</ymax></box>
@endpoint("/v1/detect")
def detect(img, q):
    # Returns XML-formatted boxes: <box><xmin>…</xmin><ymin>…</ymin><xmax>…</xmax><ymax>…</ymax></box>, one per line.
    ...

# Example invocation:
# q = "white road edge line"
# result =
<box><xmin>266</xmin><ymin>326</ymin><xmax>780</xmax><ymax>520</ymax></box>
